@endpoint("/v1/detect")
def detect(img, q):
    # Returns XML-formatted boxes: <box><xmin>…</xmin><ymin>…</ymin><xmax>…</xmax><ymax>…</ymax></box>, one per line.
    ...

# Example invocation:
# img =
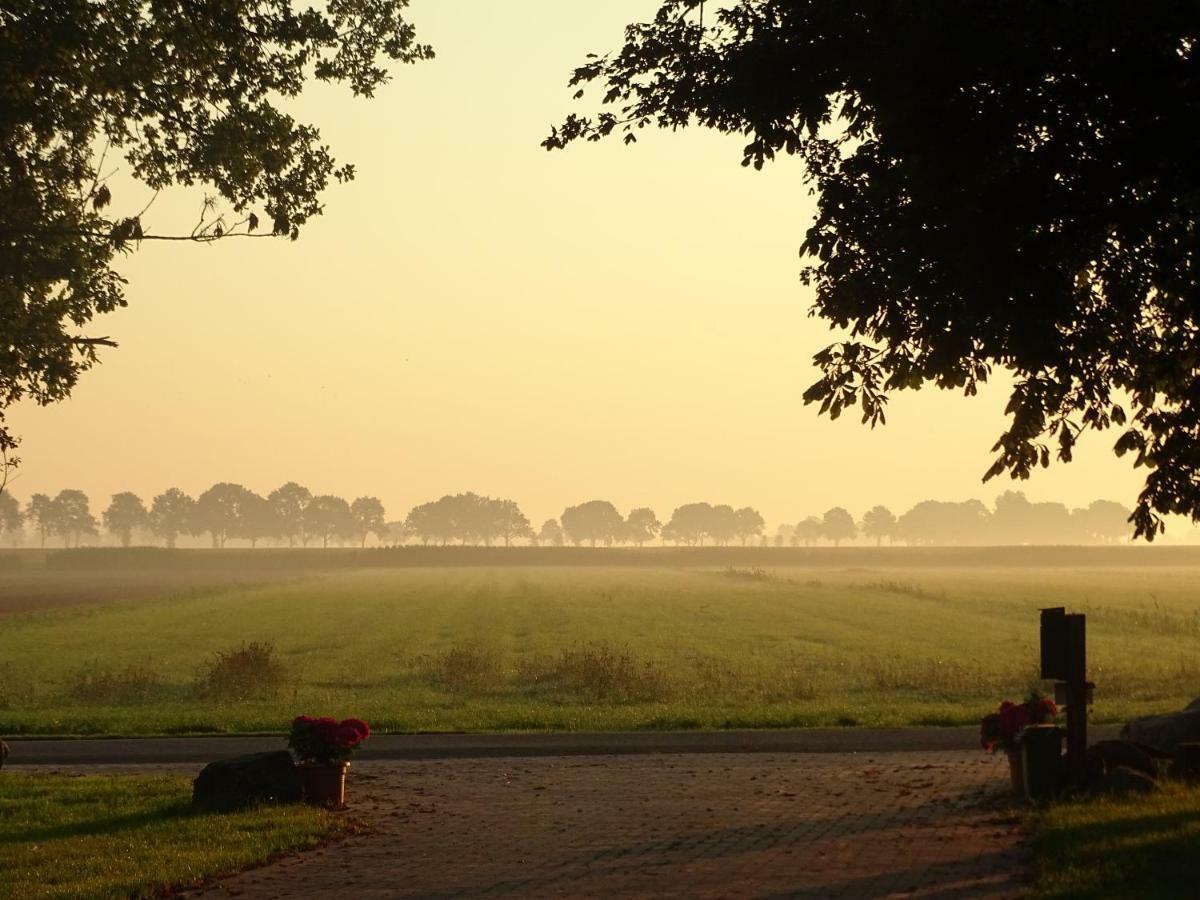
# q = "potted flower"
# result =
<box><xmin>981</xmin><ymin>693</ymin><xmax>1058</xmax><ymax>795</ymax></box>
<box><xmin>287</xmin><ymin>716</ymin><xmax>370</xmax><ymax>807</ymax></box>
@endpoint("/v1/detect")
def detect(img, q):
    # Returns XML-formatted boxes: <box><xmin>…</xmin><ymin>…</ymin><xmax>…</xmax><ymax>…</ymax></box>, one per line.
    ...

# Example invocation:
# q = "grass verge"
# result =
<box><xmin>1029</xmin><ymin>782</ymin><xmax>1200</xmax><ymax>899</ymax></box>
<box><xmin>0</xmin><ymin>772</ymin><xmax>344</xmax><ymax>899</ymax></box>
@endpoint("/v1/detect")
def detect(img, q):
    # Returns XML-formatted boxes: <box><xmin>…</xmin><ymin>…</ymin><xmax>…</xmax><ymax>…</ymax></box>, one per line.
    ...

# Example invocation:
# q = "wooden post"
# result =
<box><xmin>1064</xmin><ymin>613</ymin><xmax>1088</xmax><ymax>788</ymax></box>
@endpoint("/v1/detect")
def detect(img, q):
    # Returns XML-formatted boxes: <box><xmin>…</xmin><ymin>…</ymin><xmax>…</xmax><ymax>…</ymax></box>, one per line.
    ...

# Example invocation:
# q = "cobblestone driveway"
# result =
<box><xmin>187</xmin><ymin>751</ymin><xmax>1026</xmax><ymax>899</ymax></box>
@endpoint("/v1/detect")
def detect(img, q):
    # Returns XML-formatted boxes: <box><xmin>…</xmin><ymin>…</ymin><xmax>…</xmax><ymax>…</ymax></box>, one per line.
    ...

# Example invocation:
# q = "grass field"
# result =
<box><xmin>1030</xmin><ymin>783</ymin><xmax>1200</xmax><ymax>899</ymax></box>
<box><xmin>1</xmin><ymin>549</ymin><xmax>1198</xmax><ymax>736</ymax></box>
<box><xmin>0</xmin><ymin>772</ymin><xmax>341</xmax><ymax>899</ymax></box>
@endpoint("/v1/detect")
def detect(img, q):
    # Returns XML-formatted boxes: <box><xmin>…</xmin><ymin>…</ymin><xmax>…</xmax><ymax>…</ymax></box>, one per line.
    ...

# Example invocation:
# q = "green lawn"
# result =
<box><xmin>1030</xmin><ymin>783</ymin><xmax>1200</xmax><ymax>898</ymax></box>
<box><xmin>2</xmin><ymin>558</ymin><xmax>1198</xmax><ymax>736</ymax></box>
<box><xmin>0</xmin><ymin>772</ymin><xmax>341</xmax><ymax>900</ymax></box>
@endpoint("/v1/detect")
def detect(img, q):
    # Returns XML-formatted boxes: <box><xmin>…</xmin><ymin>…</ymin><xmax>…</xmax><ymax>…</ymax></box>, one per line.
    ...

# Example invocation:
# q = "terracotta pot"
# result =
<box><xmin>298</xmin><ymin>761</ymin><xmax>349</xmax><ymax>808</ymax></box>
<box><xmin>1006</xmin><ymin>749</ymin><xmax>1024</xmax><ymax>797</ymax></box>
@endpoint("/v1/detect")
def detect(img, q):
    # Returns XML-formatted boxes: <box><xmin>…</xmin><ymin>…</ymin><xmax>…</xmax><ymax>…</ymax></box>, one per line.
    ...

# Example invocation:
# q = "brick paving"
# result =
<box><xmin>182</xmin><ymin>751</ymin><xmax>1026</xmax><ymax>899</ymax></box>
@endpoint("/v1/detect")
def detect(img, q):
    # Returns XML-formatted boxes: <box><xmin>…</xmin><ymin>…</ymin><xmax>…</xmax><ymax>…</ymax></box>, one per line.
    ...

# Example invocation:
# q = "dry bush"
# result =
<box><xmin>518</xmin><ymin>641</ymin><xmax>670</xmax><ymax>702</ymax></box>
<box><xmin>66</xmin><ymin>662</ymin><xmax>165</xmax><ymax>705</ymax></box>
<box><xmin>195</xmin><ymin>641</ymin><xmax>286</xmax><ymax>700</ymax></box>
<box><xmin>417</xmin><ymin>643</ymin><xmax>504</xmax><ymax>692</ymax></box>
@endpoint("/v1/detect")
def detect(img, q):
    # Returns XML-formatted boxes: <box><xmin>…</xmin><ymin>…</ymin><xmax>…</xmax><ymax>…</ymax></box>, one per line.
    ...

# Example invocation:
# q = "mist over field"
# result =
<box><xmin>2</xmin><ymin>545</ymin><xmax>1198</xmax><ymax>739</ymax></box>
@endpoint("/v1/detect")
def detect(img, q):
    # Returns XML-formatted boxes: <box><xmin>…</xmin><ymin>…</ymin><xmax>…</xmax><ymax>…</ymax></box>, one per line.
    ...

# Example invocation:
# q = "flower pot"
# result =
<box><xmin>1005</xmin><ymin>749</ymin><xmax>1024</xmax><ymax>797</ymax></box>
<box><xmin>298</xmin><ymin>761</ymin><xmax>349</xmax><ymax>808</ymax></box>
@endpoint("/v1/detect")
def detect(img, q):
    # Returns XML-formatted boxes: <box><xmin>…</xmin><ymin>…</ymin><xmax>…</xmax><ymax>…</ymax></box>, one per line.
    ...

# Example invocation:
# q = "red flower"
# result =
<box><xmin>288</xmin><ymin>714</ymin><xmax>372</xmax><ymax>763</ymax></box>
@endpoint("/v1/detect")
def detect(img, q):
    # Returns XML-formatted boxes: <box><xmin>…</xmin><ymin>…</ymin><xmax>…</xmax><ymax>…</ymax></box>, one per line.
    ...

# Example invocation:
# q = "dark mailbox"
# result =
<box><xmin>1040</xmin><ymin>607</ymin><xmax>1068</xmax><ymax>680</ymax></box>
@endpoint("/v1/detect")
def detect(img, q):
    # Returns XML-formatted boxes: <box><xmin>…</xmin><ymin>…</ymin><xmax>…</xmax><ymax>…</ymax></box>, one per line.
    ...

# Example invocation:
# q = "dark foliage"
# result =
<box><xmin>549</xmin><ymin>1</ymin><xmax>1200</xmax><ymax>538</ymax></box>
<box><xmin>0</xmin><ymin>0</ymin><xmax>430</xmax><ymax>460</ymax></box>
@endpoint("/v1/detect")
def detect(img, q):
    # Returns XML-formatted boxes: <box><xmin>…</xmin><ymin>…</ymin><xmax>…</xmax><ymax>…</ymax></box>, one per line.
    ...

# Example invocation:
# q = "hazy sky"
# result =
<box><xmin>12</xmin><ymin>1</ymin><xmax>1198</xmax><ymax>539</ymax></box>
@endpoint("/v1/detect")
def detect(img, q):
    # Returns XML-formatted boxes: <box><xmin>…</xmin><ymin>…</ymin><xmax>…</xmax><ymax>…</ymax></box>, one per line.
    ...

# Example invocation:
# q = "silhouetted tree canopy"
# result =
<box><xmin>537</xmin><ymin>518</ymin><xmax>565</xmax><ymax>547</ymax></box>
<box><xmin>350</xmin><ymin>496</ymin><xmax>388</xmax><ymax>548</ymax></box>
<box><xmin>194</xmin><ymin>482</ymin><xmax>254</xmax><ymax>548</ymax></box>
<box><xmin>269</xmin><ymin>482</ymin><xmax>312</xmax><ymax>548</ymax></box>
<box><xmin>625</xmin><ymin>507</ymin><xmax>662</xmax><ymax>546</ymax></box>
<box><xmin>860</xmin><ymin>505</ymin><xmax>896</xmax><ymax>546</ymax></box>
<box><xmin>24</xmin><ymin>493</ymin><xmax>54</xmax><ymax>548</ymax></box>
<box><xmin>102</xmin><ymin>491</ymin><xmax>148</xmax><ymax>548</ymax></box>
<box><xmin>561</xmin><ymin>500</ymin><xmax>625</xmax><ymax>547</ymax></box>
<box><xmin>304</xmin><ymin>494</ymin><xmax>354</xmax><ymax>548</ymax></box>
<box><xmin>234</xmin><ymin>491</ymin><xmax>279</xmax><ymax>548</ymax></box>
<box><xmin>733</xmin><ymin>507</ymin><xmax>765</xmax><ymax>545</ymax></box>
<box><xmin>149</xmin><ymin>488</ymin><xmax>195</xmax><ymax>549</ymax></box>
<box><xmin>0</xmin><ymin>0</ymin><xmax>430</xmax><ymax>465</ymax></box>
<box><xmin>896</xmin><ymin>500</ymin><xmax>991</xmax><ymax>546</ymax></box>
<box><xmin>404</xmin><ymin>493</ymin><xmax>529</xmax><ymax>547</ymax></box>
<box><xmin>549</xmin><ymin>1</ymin><xmax>1200</xmax><ymax>538</ymax></box>
<box><xmin>821</xmin><ymin>507</ymin><xmax>856</xmax><ymax>547</ymax></box>
<box><xmin>47</xmin><ymin>488</ymin><xmax>97</xmax><ymax>547</ymax></box>
<box><xmin>0</xmin><ymin>492</ymin><xmax>22</xmax><ymax>544</ymax></box>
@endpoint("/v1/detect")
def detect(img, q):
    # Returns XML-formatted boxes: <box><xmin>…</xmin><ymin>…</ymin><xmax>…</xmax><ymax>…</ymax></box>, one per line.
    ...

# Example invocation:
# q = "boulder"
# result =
<box><xmin>1086</xmin><ymin>740</ymin><xmax>1167</xmax><ymax>782</ymax></box>
<box><xmin>192</xmin><ymin>751</ymin><xmax>302</xmax><ymax>812</ymax></box>
<box><xmin>1090</xmin><ymin>764</ymin><xmax>1157</xmax><ymax>796</ymax></box>
<box><xmin>1120</xmin><ymin>698</ymin><xmax>1200</xmax><ymax>753</ymax></box>
<box><xmin>1170</xmin><ymin>743</ymin><xmax>1200</xmax><ymax>783</ymax></box>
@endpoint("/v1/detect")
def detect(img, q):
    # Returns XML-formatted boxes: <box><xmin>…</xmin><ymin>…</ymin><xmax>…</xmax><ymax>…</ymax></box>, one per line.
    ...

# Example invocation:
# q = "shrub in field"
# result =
<box><xmin>66</xmin><ymin>663</ymin><xmax>165</xmax><ymax>705</ymax></box>
<box><xmin>417</xmin><ymin>644</ymin><xmax>504</xmax><ymax>692</ymax></box>
<box><xmin>518</xmin><ymin>642</ymin><xmax>670</xmax><ymax>702</ymax></box>
<box><xmin>196</xmin><ymin>642</ymin><xmax>286</xmax><ymax>700</ymax></box>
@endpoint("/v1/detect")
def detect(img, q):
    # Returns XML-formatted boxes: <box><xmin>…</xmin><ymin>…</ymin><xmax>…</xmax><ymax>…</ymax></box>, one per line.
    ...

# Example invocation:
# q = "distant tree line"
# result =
<box><xmin>0</xmin><ymin>484</ymin><xmax>386</xmax><ymax>549</ymax></box>
<box><xmin>0</xmin><ymin>486</ymin><xmax>1137</xmax><ymax>549</ymax></box>
<box><xmin>775</xmin><ymin>493</ymin><xmax>1135</xmax><ymax>547</ymax></box>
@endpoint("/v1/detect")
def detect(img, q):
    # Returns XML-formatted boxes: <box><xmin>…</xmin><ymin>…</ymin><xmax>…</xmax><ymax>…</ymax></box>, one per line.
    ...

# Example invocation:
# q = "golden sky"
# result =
<box><xmin>12</xmin><ymin>0</ymin><xmax>1198</xmax><ymax>539</ymax></box>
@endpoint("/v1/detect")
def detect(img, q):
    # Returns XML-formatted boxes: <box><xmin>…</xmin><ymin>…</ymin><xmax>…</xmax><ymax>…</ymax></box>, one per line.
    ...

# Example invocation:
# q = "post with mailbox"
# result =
<box><xmin>1040</xmin><ymin>607</ymin><xmax>1091</xmax><ymax>789</ymax></box>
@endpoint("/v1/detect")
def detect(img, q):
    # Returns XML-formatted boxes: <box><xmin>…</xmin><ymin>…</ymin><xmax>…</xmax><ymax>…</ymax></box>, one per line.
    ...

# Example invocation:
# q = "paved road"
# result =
<box><xmin>5</xmin><ymin>725</ymin><xmax>1121</xmax><ymax>766</ymax></box>
<box><xmin>5</xmin><ymin>727</ymin><xmax>999</xmax><ymax>765</ymax></box>
<box><xmin>177</xmin><ymin>751</ymin><xmax>1026</xmax><ymax>899</ymax></box>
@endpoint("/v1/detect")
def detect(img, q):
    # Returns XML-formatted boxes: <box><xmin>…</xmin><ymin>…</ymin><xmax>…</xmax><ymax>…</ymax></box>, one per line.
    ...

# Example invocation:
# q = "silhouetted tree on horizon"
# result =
<box><xmin>561</xmin><ymin>500</ymin><xmax>624</xmax><ymax>547</ymax></box>
<box><xmin>492</xmin><ymin>499</ymin><xmax>533</xmax><ymax>547</ymax></box>
<box><xmin>0</xmin><ymin>493</ymin><xmax>21</xmax><ymax>546</ymax></box>
<box><xmin>734</xmin><ymin>507</ymin><xmax>765</xmax><ymax>546</ymax></box>
<box><xmin>25</xmin><ymin>494</ymin><xmax>53</xmax><ymax>548</ymax></box>
<box><xmin>235</xmin><ymin>491</ymin><xmax>279</xmax><ymax>548</ymax></box>
<box><xmin>304</xmin><ymin>495</ymin><xmax>354</xmax><ymax>549</ymax></box>
<box><xmin>625</xmin><ymin>507</ymin><xmax>661</xmax><ymax>547</ymax></box>
<box><xmin>537</xmin><ymin>518</ymin><xmax>564</xmax><ymax>547</ymax></box>
<box><xmin>896</xmin><ymin>500</ymin><xmax>991</xmax><ymax>546</ymax></box>
<box><xmin>794</xmin><ymin>516</ymin><xmax>822</xmax><ymax>547</ymax></box>
<box><xmin>102</xmin><ymin>492</ymin><xmax>148</xmax><ymax>548</ymax></box>
<box><xmin>1073</xmin><ymin>499</ymin><xmax>1133</xmax><ymax>545</ymax></box>
<box><xmin>821</xmin><ymin>507</ymin><xmax>857</xmax><ymax>547</ymax></box>
<box><xmin>350</xmin><ymin>496</ymin><xmax>388</xmax><ymax>548</ymax></box>
<box><xmin>861</xmin><ymin>505</ymin><xmax>897</xmax><ymax>547</ymax></box>
<box><xmin>149</xmin><ymin>488</ymin><xmax>195</xmax><ymax>549</ymax></box>
<box><xmin>269</xmin><ymin>482</ymin><xmax>312</xmax><ymax>548</ymax></box>
<box><xmin>662</xmin><ymin>502</ymin><xmax>713</xmax><ymax>546</ymax></box>
<box><xmin>194</xmin><ymin>483</ymin><xmax>253</xmax><ymax>549</ymax></box>
<box><xmin>50</xmin><ymin>489</ymin><xmax>97</xmax><ymax>548</ymax></box>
